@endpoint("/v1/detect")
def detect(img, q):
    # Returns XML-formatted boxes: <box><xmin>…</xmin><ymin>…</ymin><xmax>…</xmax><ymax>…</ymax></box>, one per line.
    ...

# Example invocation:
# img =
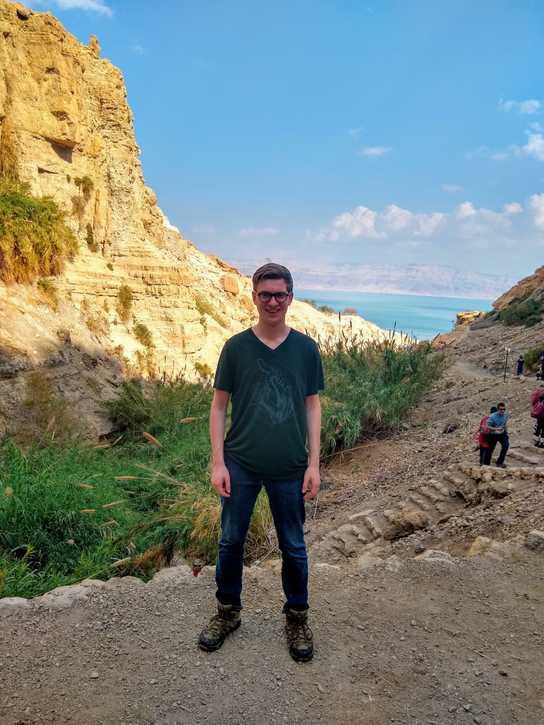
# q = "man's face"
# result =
<box><xmin>498</xmin><ymin>405</ymin><xmax>506</xmax><ymax>414</ymax></box>
<box><xmin>252</xmin><ymin>278</ymin><xmax>293</xmax><ymax>324</ymax></box>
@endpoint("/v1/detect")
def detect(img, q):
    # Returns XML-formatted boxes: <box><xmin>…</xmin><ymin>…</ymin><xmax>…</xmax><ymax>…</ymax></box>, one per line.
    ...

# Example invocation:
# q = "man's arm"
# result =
<box><xmin>209</xmin><ymin>389</ymin><xmax>231</xmax><ymax>497</ymax></box>
<box><xmin>302</xmin><ymin>394</ymin><xmax>321</xmax><ymax>501</ymax></box>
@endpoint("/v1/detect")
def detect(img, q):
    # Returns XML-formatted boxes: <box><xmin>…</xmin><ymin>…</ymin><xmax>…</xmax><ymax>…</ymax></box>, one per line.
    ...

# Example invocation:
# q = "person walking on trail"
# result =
<box><xmin>476</xmin><ymin>406</ymin><xmax>497</xmax><ymax>466</ymax></box>
<box><xmin>486</xmin><ymin>402</ymin><xmax>510</xmax><ymax>468</ymax></box>
<box><xmin>531</xmin><ymin>384</ymin><xmax>544</xmax><ymax>448</ymax></box>
<box><xmin>516</xmin><ymin>355</ymin><xmax>525</xmax><ymax>378</ymax></box>
<box><xmin>198</xmin><ymin>263</ymin><xmax>324</xmax><ymax>662</ymax></box>
<box><xmin>538</xmin><ymin>351</ymin><xmax>544</xmax><ymax>380</ymax></box>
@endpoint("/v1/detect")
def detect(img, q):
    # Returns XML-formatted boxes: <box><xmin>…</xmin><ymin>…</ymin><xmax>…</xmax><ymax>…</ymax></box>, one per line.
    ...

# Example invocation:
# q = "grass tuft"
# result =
<box><xmin>0</xmin><ymin>178</ymin><xmax>77</xmax><ymax>284</ymax></box>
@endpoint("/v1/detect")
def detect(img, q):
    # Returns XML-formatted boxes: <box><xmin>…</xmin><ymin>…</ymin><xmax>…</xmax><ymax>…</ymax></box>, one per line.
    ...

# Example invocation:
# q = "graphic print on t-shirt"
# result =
<box><xmin>249</xmin><ymin>358</ymin><xmax>295</xmax><ymax>425</ymax></box>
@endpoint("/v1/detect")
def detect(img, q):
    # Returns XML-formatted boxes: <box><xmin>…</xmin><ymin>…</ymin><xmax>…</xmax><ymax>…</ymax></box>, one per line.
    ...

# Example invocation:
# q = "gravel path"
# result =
<box><xmin>1</xmin><ymin>553</ymin><xmax>544</xmax><ymax>725</ymax></box>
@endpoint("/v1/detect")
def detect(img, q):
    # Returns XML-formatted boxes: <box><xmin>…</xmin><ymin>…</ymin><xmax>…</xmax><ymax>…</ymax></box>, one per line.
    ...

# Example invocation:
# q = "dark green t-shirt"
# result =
<box><xmin>214</xmin><ymin>328</ymin><xmax>325</xmax><ymax>480</ymax></box>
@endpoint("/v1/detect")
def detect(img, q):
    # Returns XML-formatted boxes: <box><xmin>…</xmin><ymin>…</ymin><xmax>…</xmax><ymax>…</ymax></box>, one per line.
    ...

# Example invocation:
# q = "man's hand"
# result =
<box><xmin>211</xmin><ymin>462</ymin><xmax>231</xmax><ymax>497</ymax></box>
<box><xmin>302</xmin><ymin>464</ymin><xmax>320</xmax><ymax>501</ymax></box>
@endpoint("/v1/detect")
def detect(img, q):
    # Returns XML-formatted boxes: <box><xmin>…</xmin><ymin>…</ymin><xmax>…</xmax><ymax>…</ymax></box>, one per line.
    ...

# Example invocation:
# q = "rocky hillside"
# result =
<box><xmin>0</xmin><ymin>0</ymin><xmax>389</xmax><ymax>438</ymax></box>
<box><xmin>493</xmin><ymin>264</ymin><xmax>544</xmax><ymax>310</ymax></box>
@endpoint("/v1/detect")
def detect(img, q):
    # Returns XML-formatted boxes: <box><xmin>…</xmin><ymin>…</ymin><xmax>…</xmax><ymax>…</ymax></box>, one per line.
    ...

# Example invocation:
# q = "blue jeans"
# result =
<box><xmin>215</xmin><ymin>455</ymin><xmax>308</xmax><ymax>610</ymax></box>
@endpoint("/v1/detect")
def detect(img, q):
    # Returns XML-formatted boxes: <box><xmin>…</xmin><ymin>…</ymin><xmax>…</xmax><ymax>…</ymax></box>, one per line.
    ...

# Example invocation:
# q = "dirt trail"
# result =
<box><xmin>1</xmin><ymin>553</ymin><xmax>544</xmax><ymax>725</ymax></box>
<box><xmin>2</xmin><ymin>320</ymin><xmax>544</xmax><ymax>724</ymax></box>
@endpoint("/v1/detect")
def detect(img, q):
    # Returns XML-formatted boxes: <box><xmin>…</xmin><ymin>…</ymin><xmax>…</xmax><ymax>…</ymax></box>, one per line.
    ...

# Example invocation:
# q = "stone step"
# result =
<box><xmin>361</xmin><ymin>514</ymin><xmax>383</xmax><ymax>539</ymax></box>
<box><xmin>443</xmin><ymin>471</ymin><xmax>472</xmax><ymax>489</ymax></box>
<box><xmin>407</xmin><ymin>493</ymin><xmax>434</xmax><ymax>512</ymax></box>
<box><xmin>508</xmin><ymin>449</ymin><xmax>540</xmax><ymax>466</ymax></box>
<box><xmin>428</xmin><ymin>480</ymin><xmax>453</xmax><ymax>497</ymax></box>
<box><xmin>418</xmin><ymin>485</ymin><xmax>445</xmax><ymax>504</ymax></box>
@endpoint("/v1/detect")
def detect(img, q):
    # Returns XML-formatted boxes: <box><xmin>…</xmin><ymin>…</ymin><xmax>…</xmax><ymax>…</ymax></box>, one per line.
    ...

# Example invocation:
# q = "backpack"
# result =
<box><xmin>531</xmin><ymin>399</ymin><xmax>544</xmax><ymax>418</ymax></box>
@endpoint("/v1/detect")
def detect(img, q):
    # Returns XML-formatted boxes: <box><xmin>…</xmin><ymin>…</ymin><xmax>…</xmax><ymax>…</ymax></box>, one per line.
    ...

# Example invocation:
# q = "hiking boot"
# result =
<box><xmin>198</xmin><ymin>603</ymin><xmax>241</xmax><ymax>652</ymax></box>
<box><xmin>495</xmin><ymin>463</ymin><xmax>507</xmax><ymax>469</ymax></box>
<box><xmin>284</xmin><ymin>608</ymin><xmax>313</xmax><ymax>662</ymax></box>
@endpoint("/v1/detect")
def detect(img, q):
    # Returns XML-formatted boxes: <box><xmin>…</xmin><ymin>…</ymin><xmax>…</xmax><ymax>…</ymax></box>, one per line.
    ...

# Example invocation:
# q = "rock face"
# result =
<box><xmin>0</xmin><ymin>1</ymin><xmax>391</xmax><ymax>437</ymax></box>
<box><xmin>493</xmin><ymin>265</ymin><xmax>544</xmax><ymax>310</ymax></box>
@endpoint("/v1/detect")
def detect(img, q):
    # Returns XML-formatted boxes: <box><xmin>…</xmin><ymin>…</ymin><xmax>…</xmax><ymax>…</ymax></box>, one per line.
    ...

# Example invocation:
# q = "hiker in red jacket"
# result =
<box><xmin>476</xmin><ymin>406</ymin><xmax>497</xmax><ymax>465</ymax></box>
<box><xmin>531</xmin><ymin>385</ymin><xmax>544</xmax><ymax>448</ymax></box>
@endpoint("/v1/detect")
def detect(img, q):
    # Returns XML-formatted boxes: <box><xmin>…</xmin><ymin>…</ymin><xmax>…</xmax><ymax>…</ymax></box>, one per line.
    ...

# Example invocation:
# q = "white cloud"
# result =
<box><xmin>499</xmin><ymin>98</ymin><xmax>541</xmax><ymax>114</ymax></box>
<box><xmin>441</xmin><ymin>184</ymin><xmax>464</xmax><ymax>193</ymax></box>
<box><xmin>30</xmin><ymin>0</ymin><xmax>112</xmax><ymax>15</ymax></box>
<box><xmin>380</xmin><ymin>205</ymin><xmax>444</xmax><ymax>237</ymax></box>
<box><xmin>530</xmin><ymin>194</ymin><xmax>544</xmax><ymax>229</ymax></box>
<box><xmin>358</xmin><ymin>145</ymin><xmax>392</xmax><ymax>157</ymax></box>
<box><xmin>328</xmin><ymin>206</ymin><xmax>381</xmax><ymax>240</ymax></box>
<box><xmin>381</xmin><ymin>204</ymin><xmax>413</xmax><ymax>232</ymax></box>
<box><xmin>456</xmin><ymin>202</ymin><xmax>476</xmax><ymax>219</ymax></box>
<box><xmin>130</xmin><ymin>44</ymin><xmax>146</xmax><ymax>56</ymax></box>
<box><xmin>239</xmin><ymin>226</ymin><xmax>280</xmax><ymax>238</ymax></box>
<box><xmin>316</xmin><ymin>197</ymin><xmax>525</xmax><ymax>247</ymax></box>
<box><xmin>415</xmin><ymin>212</ymin><xmax>445</xmax><ymax>237</ymax></box>
<box><xmin>520</xmin><ymin>133</ymin><xmax>544</xmax><ymax>161</ymax></box>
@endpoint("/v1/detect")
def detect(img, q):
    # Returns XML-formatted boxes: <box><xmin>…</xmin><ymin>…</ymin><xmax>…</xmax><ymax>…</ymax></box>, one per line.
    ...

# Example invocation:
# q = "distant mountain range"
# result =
<box><xmin>233</xmin><ymin>261</ymin><xmax>516</xmax><ymax>301</ymax></box>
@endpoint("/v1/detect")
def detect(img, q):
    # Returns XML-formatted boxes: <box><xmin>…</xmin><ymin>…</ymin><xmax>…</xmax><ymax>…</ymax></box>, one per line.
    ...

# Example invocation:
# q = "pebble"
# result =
<box><xmin>498</xmin><ymin>669</ymin><xmax>508</xmax><ymax>677</ymax></box>
<box><xmin>89</xmin><ymin>671</ymin><xmax>99</xmax><ymax>679</ymax></box>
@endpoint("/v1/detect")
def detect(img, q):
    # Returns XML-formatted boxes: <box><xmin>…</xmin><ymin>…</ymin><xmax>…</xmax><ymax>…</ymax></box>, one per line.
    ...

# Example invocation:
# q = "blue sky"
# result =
<box><xmin>28</xmin><ymin>0</ymin><xmax>544</xmax><ymax>279</ymax></box>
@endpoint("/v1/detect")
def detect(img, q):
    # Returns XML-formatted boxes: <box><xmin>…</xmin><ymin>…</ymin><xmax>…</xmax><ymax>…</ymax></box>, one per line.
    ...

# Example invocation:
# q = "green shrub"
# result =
<box><xmin>117</xmin><ymin>285</ymin><xmax>133</xmax><ymax>323</ymax></box>
<box><xmin>317</xmin><ymin>304</ymin><xmax>336</xmax><ymax>314</ymax></box>
<box><xmin>133</xmin><ymin>323</ymin><xmax>153</xmax><ymax>348</ymax></box>
<box><xmin>525</xmin><ymin>344</ymin><xmax>544</xmax><ymax>371</ymax></box>
<box><xmin>319</xmin><ymin>333</ymin><xmax>443</xmax><ymax>455</ymax></box>
<box><xmin>194</xmin><ymin>361</ymin><xmax>213</xmax><ymax>380</ymax></box>
<box><xmin>0</xmin><ymin>178</ymin><xmax>77</xmax><ymax>284</ymax></box>
<box><xmin>499</xmin><ymin>297</ymin><xmax>543</xmax><ymax>327</ymax></box>
<box><xmin>18</xmin><ymin>371</ymin><xmax>82</xmax><ymax>446</ymax></box>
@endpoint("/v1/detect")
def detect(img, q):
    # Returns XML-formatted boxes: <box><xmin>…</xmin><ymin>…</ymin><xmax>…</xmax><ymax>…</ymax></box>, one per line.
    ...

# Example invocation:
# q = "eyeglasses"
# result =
<box><xmin>256</xmin><ymin>291</ymin><xmax>291</xmax><ymax>303</ymax></box>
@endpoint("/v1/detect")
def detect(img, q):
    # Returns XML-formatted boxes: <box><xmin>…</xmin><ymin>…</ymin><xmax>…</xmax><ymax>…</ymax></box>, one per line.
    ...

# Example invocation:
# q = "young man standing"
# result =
<box><xmin>486</xmin><ymin>402</ymin><xmax>510</xmax><ymax>468</ymax></box>
<box><xmin>198</xmin><ymin>263</ymin><xmax>324</xmax><ymax>662</ymax></box>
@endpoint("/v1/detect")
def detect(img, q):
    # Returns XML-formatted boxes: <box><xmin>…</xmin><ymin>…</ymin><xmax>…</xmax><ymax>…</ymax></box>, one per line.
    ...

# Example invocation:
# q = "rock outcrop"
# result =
<box><xmin>0</xmin><ymin>1</ymin><xmax>391</xmax><ymax>437</ymax></box>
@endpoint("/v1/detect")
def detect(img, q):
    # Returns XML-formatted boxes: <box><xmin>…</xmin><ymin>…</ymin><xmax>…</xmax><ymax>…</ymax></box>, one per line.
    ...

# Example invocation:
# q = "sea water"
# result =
<box><xmin>297</xmin><ymin>289</ymin><xmax>493</xmax><ymax>340</ymax></box>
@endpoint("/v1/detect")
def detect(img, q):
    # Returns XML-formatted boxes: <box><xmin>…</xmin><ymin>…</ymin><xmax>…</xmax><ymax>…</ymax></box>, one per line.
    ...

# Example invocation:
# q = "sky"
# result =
<box><xmin>26</xmin><ymin>0</ymin><xmax>544</xmax><ymax>280</ymax></box>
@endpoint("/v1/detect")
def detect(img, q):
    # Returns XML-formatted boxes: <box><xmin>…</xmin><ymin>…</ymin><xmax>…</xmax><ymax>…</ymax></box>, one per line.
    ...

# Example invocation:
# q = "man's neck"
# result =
<box><xmin>253</xmin><ymin>320</ymin><xmax>290</xmax><ymax>341</ymax></box>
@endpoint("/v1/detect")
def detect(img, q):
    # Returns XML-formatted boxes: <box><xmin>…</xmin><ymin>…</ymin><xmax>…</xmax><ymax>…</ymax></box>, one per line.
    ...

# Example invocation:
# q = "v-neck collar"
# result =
<box><xmin>250</xmin><ymin>327</ymin><xmax>292</xmax><ymax>352</ymax></box>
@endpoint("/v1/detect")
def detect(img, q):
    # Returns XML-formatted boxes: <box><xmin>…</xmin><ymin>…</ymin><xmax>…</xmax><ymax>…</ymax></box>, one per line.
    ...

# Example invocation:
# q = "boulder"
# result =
<box><xmin>526</xmin><ymin>530</ymin><xmax>544</xmax><ymax>553</ymax></box>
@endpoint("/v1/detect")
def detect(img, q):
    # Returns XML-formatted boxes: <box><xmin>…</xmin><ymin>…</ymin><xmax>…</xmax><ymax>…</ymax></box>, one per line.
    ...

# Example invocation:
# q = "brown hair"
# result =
<box><xmin>252</xmin><ymin>263</ymin><xmax>293</xmax><ymax>293</ymax></box>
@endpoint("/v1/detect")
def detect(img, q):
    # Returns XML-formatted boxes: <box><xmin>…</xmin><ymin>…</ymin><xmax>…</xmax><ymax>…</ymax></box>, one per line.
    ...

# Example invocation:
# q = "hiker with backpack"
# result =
<box><xmin>476</xmin><ymin>406</ymin><xmax>497</xmax><ymax>466</ymax></box>
<box><xmin>531</xmin><ymin>384</ymin><xmax>544</xmax><ymax>448</ymax></box>
<box><xmin>486</xmin><ymin>402</ymin><xmax>510</xmax><ymax>468</ymax></box>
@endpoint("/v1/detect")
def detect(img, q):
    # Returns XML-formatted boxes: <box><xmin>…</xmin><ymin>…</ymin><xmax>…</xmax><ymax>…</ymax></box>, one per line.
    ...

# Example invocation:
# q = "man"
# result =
<box><xmin>198</xmin><ymin>263</ymin><xmax>324</xmax><ymax>662</ymax></box>
<box><xmin>486</xmin><ymin>402</ymin><xmax>509</xmax><ymax>468</ymax></box>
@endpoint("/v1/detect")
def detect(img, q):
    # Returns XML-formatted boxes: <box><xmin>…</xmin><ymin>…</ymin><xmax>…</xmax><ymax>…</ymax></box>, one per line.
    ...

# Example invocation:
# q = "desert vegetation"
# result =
<box><xmin>116</xmin><ymin>284</ymin><xmax>133</xmax><ymax>323</ymax></box>
<box><xmin>0</xmin><ymin>337</ymin><xmax>441</xmax><ymax>598</ymax></box>
<box><xmin>499</xmin><ymin>296</ymin><xmax>543</xmax><ymax>327</ymax></box>
<box><xmin>0</xmin><ymin>178</ymin><xmax>77</xmax><ymax>284</ymax></box>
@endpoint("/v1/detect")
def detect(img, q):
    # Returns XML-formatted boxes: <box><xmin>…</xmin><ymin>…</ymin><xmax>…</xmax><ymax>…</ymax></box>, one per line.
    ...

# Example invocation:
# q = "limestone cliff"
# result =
<box><xmin>0</xmin><ymin>0</ymin><xmax>391</xmax><ymax>438</ymax></box>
